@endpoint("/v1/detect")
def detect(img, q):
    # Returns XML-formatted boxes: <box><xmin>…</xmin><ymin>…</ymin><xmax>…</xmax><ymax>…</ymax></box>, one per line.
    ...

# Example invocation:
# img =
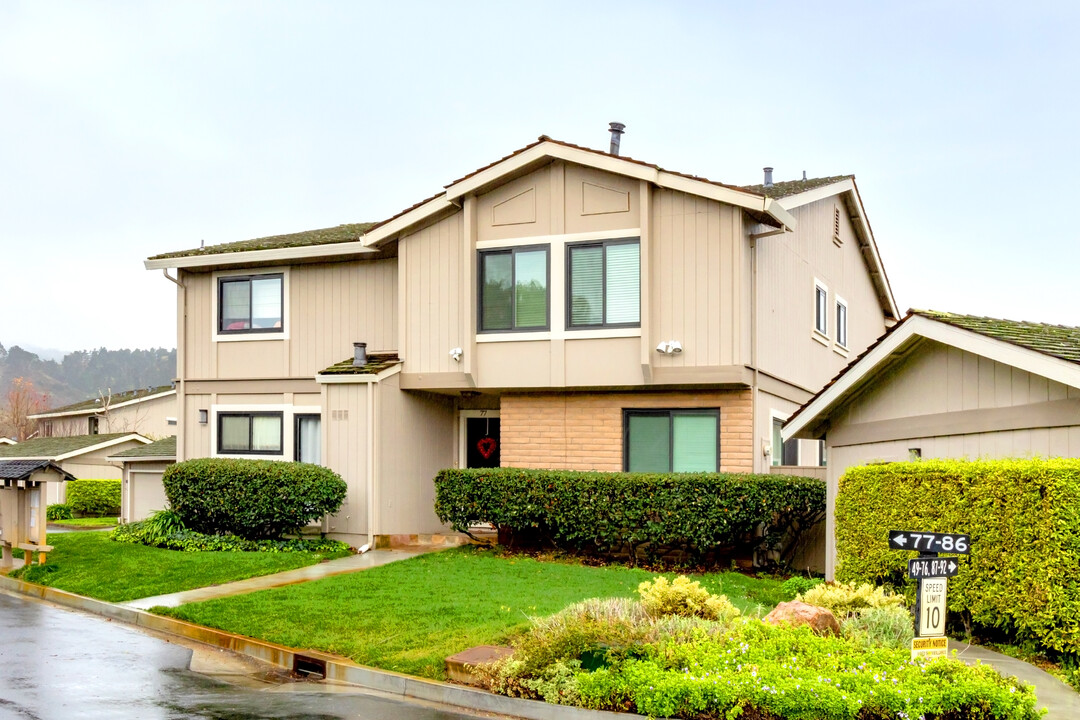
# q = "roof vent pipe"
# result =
<box><xmin>763</xmin><ymin>167</ymin><xmax>774</xmax><ymax>187</ymax></box>
<box><xmin>352</xmin><ymin>342</ymin><xmax>368</xmax><ymax>367</ymax></box>
<box><xmin>802</xmin><ymin>170</ymin><xmax>807</xmax><ymax>181</ymax></box>
<box><xmin>608</xmin><ymin>122</ymin><xmax>626</xmax><ymax>156</ymax></box>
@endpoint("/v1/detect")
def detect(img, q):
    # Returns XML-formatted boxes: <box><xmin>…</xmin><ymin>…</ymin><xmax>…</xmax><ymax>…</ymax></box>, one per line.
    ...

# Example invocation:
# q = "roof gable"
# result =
<box><xmin>739</xmin><ymin>174</ymin><xmax>854</xmax><ymax>199</ymax></box>
<box><xmin>110</xmin><ymin>435</ymin><xmax>176</xmax><ymax>459</ymax></box>
<box><xmin>0</xmin><ymin>433</ymin><xmax>151</xmax><ymax>460</ymax></box>
<box><xmin>0</xmin><ymin>459</ymin><xmax>76</xmax><ymax>482</ymax></box>
<box><xmin>31</xmin><ymin>385</ymin><xmax>175</xmax><ymax>419</ymax></box>
<box><xmin>784</xmin><ymin>311</ymin><xmax>1080</xmax><ymax>440</ymax></box>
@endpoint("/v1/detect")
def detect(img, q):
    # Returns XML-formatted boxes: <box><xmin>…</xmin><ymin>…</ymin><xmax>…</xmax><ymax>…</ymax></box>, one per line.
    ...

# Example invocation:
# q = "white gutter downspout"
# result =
<box><xmin>366</xmin><ymin>380</ymin><xmax>376</xmax><ymax>549</ymax></box>
<box><xmin>162</xmin><ymin>269</ymin><xmax>185</xmax><ymax>462</ymax></box>
<box><xmin>748</xmin><ymin>221</ymin><xmax>789</xmax><ymax>473</ymax></box>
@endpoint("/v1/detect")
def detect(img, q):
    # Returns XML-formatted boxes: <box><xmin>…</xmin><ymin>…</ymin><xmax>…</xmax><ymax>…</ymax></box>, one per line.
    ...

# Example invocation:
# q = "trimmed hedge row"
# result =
<box><xmin>434</xmin><ymin>468</ymin><xmax>824</xmax><ymax>563</ymax></box>
<box><xmin>162</xmin><ymin>458</ymin><xmax>347</xmax><ymax>540</ymax></box>
<box><xmin>66</xmin><ymin>479</ymin><xmax>121</xmax><ymax>516</ymax></box>
<box><xmin>836</xmin><ymin>458</ymin><xmax>1080</xmax><ymax>654</ymax></box>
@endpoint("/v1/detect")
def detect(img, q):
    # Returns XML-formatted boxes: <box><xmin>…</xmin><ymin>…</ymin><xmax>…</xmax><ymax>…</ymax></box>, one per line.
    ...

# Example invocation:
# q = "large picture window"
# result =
<box><xmin>624</xmin><ymin>409</ymin><xmax>719</xmax><ymax>473</ymax></box>
<box><xmin>219</xmin><ymin>274</ymin><xmax>284</xmax><ymax>334</ymax></box>
<box><xmin>568</xmin><ymin>238</ymin><xmax>640</xmax><ymax>328</ymax></box>
<box><xmin>218</xmin><ymin>412</ymin><xmax>283</xmax><ymax>455</ymax></box>
<box><xmin>479</xmin><ymin>246</ymin><xmax>549</xmax><ymax>332</ymax></box>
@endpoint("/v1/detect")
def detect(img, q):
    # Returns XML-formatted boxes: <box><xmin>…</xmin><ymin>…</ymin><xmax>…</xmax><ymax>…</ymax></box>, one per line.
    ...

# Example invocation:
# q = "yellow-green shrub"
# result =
<box><xmin>66</xmin><ymin>479</ymin><xmax>120</xmax><ymax>516</ymax></box>
<box><xmin>796</xmin><ymin>581</ymin><xmax>906</xmax><ymax>615</ymax></box>
<box><xmin>637</xmin><ymin>575</ymin><xmax>740</xmax><ymax>622</ymax></box>
<box><xmin>835</xmin><ymin>457</ymin><xmax>1080</xmax><ymax>654</ymax></box>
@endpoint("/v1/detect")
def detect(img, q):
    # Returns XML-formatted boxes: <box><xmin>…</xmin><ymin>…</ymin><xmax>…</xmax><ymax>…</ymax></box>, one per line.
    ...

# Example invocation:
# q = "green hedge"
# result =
<box><xmin>66</xmin><ymin>479</ymin><xmax>121</xmax><ymax>516</ymax></box>
<box><xmin>162</xmin><ymin>458</ymin><xmax>347</xmax><ymax>540</ymax></box>
<box><xmin>836</xmin><ymin>458</ymin><xmax>1080</xmax><ymax>654</ymax></box>
<box><xmin>434</xmin><ymin>468</ymin><xmax>824</xmax><ymax>563</ymax></box>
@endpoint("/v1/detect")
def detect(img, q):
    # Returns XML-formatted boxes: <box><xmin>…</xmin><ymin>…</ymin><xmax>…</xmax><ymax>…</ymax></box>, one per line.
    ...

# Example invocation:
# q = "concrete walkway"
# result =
<box><xmin>951</xmin><ymin>641</ymin><xmax>1080</xmax><ymax>720</ymax></box>
<box><xmin>124</xmin><ymin>548</ymin><xmax>430</xmax><ymax>609</ymax></box>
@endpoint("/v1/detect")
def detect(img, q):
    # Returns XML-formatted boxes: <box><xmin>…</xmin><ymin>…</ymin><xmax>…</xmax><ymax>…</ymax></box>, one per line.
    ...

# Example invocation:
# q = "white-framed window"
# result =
<box><xmin>770</xmin><ymin>414</ymin><xmax>798</xmax><ymax>467</ymax></box>
<box><xmin>835</xmin><ymin>296</ymin><xmax>848</xmax><ymax>349</ymax></box>
<box><xmin>624</xmin><ymin>409</ymin><xmax>719</xmax><ymax>473</ymax></box>
<box><xmin>814</xmin><ymin>279</ymin><xmax>829</xmax><ymax>337</ymax></box>
<box><xmin>211</xmin><ymin>404</ymin><xmax>320</xmax><ymax>460</ymax></box>
<box><xmin>217</xmin><ymin>411</ymin><xmax>284</xmax><ymax>455</ymax></box>
<box><xmin>212</xmin><ymin>267</ymin><xmax>290</xmax><ymax>342</ymax></box>
<box><xmin>566</xmin><ymin>237</ymin><xmax>640</xmax><ymax>329</ymax></box>
<box><xmin>478</xmin><ymin>245</ymin><xmax>549</xmax><ymax>332</ymax></box>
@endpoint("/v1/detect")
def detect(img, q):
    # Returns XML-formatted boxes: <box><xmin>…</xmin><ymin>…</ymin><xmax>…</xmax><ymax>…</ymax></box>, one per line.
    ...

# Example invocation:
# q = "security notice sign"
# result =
<box><xmin>911</xmin><ymin>636</ymin><xmax>948</xmax><ymax>660</ymax></box>
<box><xmin>918</xmin><ymin>577</ymin><xmax>948</xmax><ymax>637</ymax></box>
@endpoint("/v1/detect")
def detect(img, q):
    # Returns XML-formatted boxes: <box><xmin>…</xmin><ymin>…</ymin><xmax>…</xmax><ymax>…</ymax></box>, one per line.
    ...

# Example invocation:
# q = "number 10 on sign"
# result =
<box><xmin>918</xmin><ymin>578</ymin><xmax>947</xmax><ymax>637</ymax></box>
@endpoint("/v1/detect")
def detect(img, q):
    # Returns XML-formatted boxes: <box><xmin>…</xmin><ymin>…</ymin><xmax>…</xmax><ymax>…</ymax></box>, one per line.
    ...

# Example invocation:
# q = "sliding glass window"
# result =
<box><xmin>478</xmin><ymin>246</ymin><xmax>549</xmax><ymax>332</ymax></box>
<box><xmin>567</xmin><ymin>238</ymin><xmax>640</xmax><ymax>329</ymax></box>
<box><xmin>624</xmin><ymin>409</ymin><xmax>719</xmax><ymax>473</ymax></box>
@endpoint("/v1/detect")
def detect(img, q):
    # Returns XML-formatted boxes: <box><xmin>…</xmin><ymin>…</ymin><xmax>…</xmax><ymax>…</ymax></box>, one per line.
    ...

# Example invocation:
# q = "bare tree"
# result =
<box><xmin>1</xmin><ymin>377</ymin><xmax>49</xmax><ymax>441</ymax></box>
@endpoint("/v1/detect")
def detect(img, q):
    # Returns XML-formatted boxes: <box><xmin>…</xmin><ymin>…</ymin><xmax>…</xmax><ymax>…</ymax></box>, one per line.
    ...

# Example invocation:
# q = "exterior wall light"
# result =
<box><xmin>656</xmin><ymin>341</ymin><xmax>684</xmax><ymax>354</ymax></box>
<box><xmin>449</xmin><ymin>347</ymin><xmax>463</xmax><ymax>362</ymax></box>
<box><xmin>198</xmin><ymin>409</ymin><xmax>208</xmax><ymax>424</ymax></box>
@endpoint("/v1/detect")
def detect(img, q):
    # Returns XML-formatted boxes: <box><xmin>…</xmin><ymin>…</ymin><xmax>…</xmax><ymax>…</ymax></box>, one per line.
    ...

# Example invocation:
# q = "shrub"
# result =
<box><xmin>780</xmin><ymin>575</ymin><xmax>823</xmax><ymax>599</ymax></box>
<box><xmin>835</xmin><ymin>458</ymin><xmax>1080</xmax><ymax>655</ymax></box>
<box><xmin>66</xmin><ymin>479</ymin><xmax>120</xmax><ymax>516</ymax></box>
<box><xmin>138</xmin><ymin>509</ymin><xmax>186</xmax><ymax>545</ymax></box>
<box><xmin>637</xmin><ymin>576</ymin><xmax>741</xmax><ymax>622</ymax></box>
<box><xmin>434</xmin><ymin>468</ymin><xmax>824</xmax><ymax>564</ymax></box>
<box><xmin>162</xmin><ymin>458</ymin><xmax>346</xmax><ymax>539</ymax></box>
<box><xmin>841</xmin><ymin>605</ymin><xmax>914</xmax><ymax>650</ymax></box>
<box><xmin>796</xmin><ymin>581</ymin><xmax>906</xmax><ymax>616</ymax></box>
<box><xmin>46</xmin><ymin>504</ymin><xmax>74</xmax><ymax>521</ymax></box>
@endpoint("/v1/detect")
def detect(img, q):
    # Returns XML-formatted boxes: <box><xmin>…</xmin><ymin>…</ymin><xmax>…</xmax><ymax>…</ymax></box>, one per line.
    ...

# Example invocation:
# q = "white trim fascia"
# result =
<box><xmin>774</xmin><ymin>179</ymin><xmax>856</xmax><ymax>210</ymax></box>
<box><xmin>53</xmin><ymin>433</ymin><xmax>152</xmax><ymax>461</ymax></box>
<box><xmin>145</xmin><ymin>242</ymin><xmax>377</xmax><ymax>270</ymax></box>
<box><xmin>0</xmin><ymin>439</ymin><xmax>15</xmax><ymax>445</ymax></box>
<box><xmin>361</xmin><ymin>196</ymin><xmax>457</xmax><ymax>248</ymax></box>
<box><xmin>212</xmin><ymin>267</ymin><xmax>290</xmax><ymax>342</ymax></box>
<box><xmin>474</xmin><ymin>228</ymin><xmax>640</xmax><ymax>251</ymax></box>
<box><xmin>477</xmin><ymin>328</ymin><xmax>642</xmax><ymax>343</ymax></box>
<box><xmin>316</xmin><ymin>363</ymin><xmax>403</xmax><ymax>384</ymax></box>
<box><xmin>29</xmin><ymin>390</ymin><xmax>176</xmax><ymax>420</ymax></box>
<box><xmin>654</xmin><ymin>170</ymin><xmax>798</xmax><ymax>229</ymax></box>
<box><xmin>783</xmin><ymin>315</ymin><xmax>1080</xmax><ymax>441</ymax></box>
<box><xmin>108</xmin><ymin>454</ymin><xmax>175</xmax><ymax>462</ymax></box>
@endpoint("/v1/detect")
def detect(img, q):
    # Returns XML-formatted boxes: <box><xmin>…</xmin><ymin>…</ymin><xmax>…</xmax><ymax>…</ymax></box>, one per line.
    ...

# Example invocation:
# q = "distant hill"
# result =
<box><xmin>0</xmin><ymin>342</ymin><xmax>176</xmax><ymax>408</ymax></box>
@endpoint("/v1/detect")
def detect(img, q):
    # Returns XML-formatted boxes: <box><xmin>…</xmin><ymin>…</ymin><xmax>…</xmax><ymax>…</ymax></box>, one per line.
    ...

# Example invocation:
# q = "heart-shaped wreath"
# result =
<box><xmin>477</xmin><ymin>436</ymin><xmax>497</xmax><ymax>459</ymax></box>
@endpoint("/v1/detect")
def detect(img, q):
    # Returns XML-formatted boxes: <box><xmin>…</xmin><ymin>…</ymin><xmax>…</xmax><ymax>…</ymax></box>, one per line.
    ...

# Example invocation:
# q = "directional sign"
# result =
<box><xmin>888</xmin><ymin>530</ymin><xmax>970</xmax><ymax>555</ymax></box>
<box><xmin>908</xmin><ymin>556</ymin><xmax>959</xmax><ymax>579</ymax></box>
<box><xmin>911</xmin><ymin>636</ymin><xmax>948</xmax><ymax>660</ymax></box>
<box><xmin>917</xmin><ymin>577</ymin><xmax>948</xmax><ymax>637</ymax></box>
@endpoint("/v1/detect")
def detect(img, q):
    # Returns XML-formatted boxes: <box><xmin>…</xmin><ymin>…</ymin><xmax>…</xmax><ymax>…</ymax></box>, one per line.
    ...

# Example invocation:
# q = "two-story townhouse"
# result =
<box><xmin>30</xmin><ymin>384</ymin><xmax>177</xmax><ymax>439</ymax></box>
<box><xmin>145</xmin><ymin>134</ymin><xmax>898</xmax><ymax>549</ymax></box>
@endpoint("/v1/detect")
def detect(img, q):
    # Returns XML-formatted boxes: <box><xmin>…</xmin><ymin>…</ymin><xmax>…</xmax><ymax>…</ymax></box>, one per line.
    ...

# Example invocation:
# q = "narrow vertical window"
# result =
<box><xmin>814</xmin><ymin>281</ymin><xmax>829</xmax><ymax>336</ymax></box>
<box><xmin>295</xmin><ymin>414</ymin><xmax>321</xmax><ymax>464</ymax></box>
<box><xmin>836</xmin><ymin>297</ymin><xmax>848</xmax><ymax>348</ymax></box>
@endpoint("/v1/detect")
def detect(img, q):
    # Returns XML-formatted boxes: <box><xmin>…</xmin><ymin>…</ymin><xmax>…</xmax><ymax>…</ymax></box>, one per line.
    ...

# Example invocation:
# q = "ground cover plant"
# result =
<box><xmin>49</xmin><ymin>516</ymin><xmax>118</xmax><ymax>528</ymax></box>
<box><xmin>154</xmin><ymin>545</ymin><xmax>788</xmax><ymax>679</ymax></box>
<box><xmin>435</xmin><ymin>468</ymin><xmax>824</xmax><ymax>566</ymax></box>
<box><xmin>7</xmin><ymin>531</ymin><xmax>349</xmax><ymax>602</ymax></box>
<box><xmin>475</xmin><ymin>579</ymin><xmax>1040</xmax><ymax>720</ymax></box>
<box><xmin>109</xmin><ymin>509</ymin><xmax>349</xmax><ymax>553</ymax></box>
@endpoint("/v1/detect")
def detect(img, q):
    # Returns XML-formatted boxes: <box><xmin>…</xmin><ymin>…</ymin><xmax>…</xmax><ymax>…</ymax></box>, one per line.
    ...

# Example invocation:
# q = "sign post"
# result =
<box><xmin>888</xmin><ymin>529</ymin><xmax>970</xmax><ymax>661</ymax></box>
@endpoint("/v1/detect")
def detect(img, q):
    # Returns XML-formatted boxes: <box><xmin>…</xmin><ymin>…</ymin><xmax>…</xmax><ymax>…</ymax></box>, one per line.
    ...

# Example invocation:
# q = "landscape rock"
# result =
<box><xmin>763</xmin><ymin>600</ymin><xmax>841</xmax><ymax>636</ymax></box>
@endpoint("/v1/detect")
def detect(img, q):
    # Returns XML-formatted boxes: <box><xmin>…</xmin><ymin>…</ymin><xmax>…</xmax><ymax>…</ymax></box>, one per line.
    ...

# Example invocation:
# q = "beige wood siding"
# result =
<box><xmin>181</xmin><ymin>259</ymin><xmax>397</xmax><ymax>382</ymax></box>
<box><xmin>44</xmin><ymin>394</ymin><xmax>176</xmax><ymax>440</ymax></box>
<box><xmin>122</xmin><ymin>461</ymin><xmax>172</xmax><ymax>523</ymax></box>
<box><xmin>756</xmin><ymin>197</ymin><xmax>887</xmax><ymax>393</ymax></box>
<box><xmin>375</xmin><ymin>377</ymin><xmax>456</xmax><ymax>534</ymax></box>
<box><xmin>324</xmin><ymin>383</ymin><xmax>370</xmax><ymax>539</ymax></box>
<box><xmin>651</xmin><ymin>189</ymin><xmax>748</xmax><ymax>369</ymax></box>
<box><xmin>400</xmin><ymin>213</ymin><xmax>464</xmax><ymax>374</ymax></box>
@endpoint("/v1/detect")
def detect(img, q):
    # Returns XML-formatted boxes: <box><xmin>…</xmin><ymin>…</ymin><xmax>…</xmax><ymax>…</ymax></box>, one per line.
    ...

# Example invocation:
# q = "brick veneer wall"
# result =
<box><xmin>500</xmin><ymin>389</ymin><xmax>752</xmax><ymax>472</ymax></box>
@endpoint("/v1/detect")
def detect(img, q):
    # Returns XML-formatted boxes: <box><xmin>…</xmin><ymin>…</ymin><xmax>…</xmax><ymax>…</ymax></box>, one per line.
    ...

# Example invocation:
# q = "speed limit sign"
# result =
<box><xmin>918</xmin><ymin>577</ymin><xmax>947</xmax><ymax>637</ymax></box>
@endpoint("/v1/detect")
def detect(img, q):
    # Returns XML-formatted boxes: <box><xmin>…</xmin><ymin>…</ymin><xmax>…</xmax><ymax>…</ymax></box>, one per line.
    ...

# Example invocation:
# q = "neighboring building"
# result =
<box><xmin>109</xmin><ymin>436</ymin><xmax>176</xmax><ymax>523</ymax></box>
<box><xmin>30</xmin><ymin>385</ymin><xmax>177</xmax><ymax>439</ymax></box>
<box><xmin>0</xmin><ymin>438</ymin><xmax>16</xmax><ymax>446</ymax></box>
<box><xmin>145</xmin><ymin>134</ymin><xmax>899</xmax><ymax>548</ymax></box>
<box><xmin>0</xmin><ymin>433</ymin><xmax>152</xmax><ymax>505</ymax></box>
<box><xmin>784</xmin><ymin>310</ymin><xmax>1080</xmax><ymax>578</ymax></box>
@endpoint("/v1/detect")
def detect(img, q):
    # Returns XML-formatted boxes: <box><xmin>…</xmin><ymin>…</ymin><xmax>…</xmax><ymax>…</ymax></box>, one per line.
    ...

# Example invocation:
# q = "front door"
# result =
<box><xmin>465</xmin><ymin>415</ymin><xmax>500</xmax><ymax>468</ymax></box>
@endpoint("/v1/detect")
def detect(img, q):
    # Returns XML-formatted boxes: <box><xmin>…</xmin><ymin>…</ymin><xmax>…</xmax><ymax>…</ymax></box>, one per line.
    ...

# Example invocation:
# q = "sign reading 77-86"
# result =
<box><xmin>888</xmin><ymin>530</ymin><xmax>970</xmax><ymax>555</ymax></box>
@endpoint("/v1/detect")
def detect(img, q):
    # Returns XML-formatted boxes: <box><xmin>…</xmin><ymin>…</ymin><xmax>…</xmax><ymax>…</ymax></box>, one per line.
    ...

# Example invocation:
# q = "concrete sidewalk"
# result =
<box><xmin>124</xmin><ymin>548</ymin><xmax>430</xmax><ymax>609</ymax></box>
<box><xmin>951</xmin><ymin>641</ymin><xmax>1080</xmax><ymax>720</ymax></box>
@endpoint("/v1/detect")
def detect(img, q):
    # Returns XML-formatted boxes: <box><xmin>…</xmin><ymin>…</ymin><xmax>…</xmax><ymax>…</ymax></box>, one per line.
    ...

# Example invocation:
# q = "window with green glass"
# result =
<box><xmin>624</xmin><ymin>409</ymin><xmax>719</xmax><ymax>472</ymax></box>
<box><xmin>568</xmin><ymin>238</ymin><xmax>640</xmax><ymax>328</ymax></box>
<box><xmin>479</xmin><ymin>246</ymin><xmax>549</xmax><ymax>332</ymax></box>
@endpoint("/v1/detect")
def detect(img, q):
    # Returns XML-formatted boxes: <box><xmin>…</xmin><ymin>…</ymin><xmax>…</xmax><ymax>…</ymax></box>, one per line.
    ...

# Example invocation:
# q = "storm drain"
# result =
<box><xmin>292</xmin><ymin>654</ymin><xmax>327</xmax><ymax>680</ymax></box>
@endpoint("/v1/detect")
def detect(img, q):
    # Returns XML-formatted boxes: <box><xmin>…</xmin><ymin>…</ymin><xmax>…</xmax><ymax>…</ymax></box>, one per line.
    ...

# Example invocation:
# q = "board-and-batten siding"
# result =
<box><xmin>650</xmin><ymin>189</ymin><xmax>747</xmax><ymax>368</ymax></box>
<box><xmin>755</xmin><ymin>198</ymin><xmax>885</xmax><ymax>393</ymax></box>
<box><xmin>323</xmin><ymin>383</ymin><xmax>370</xmax><ymax>538</ymax></box>
<box><xmin>181</xmin><ymin>260</ymin><xmax>397</xmax><ymax>381</ymax></box>
<box><xmin>400</xmin><ymin>213</ymin><xmax>463</xmax><ymax>375</ymax></box>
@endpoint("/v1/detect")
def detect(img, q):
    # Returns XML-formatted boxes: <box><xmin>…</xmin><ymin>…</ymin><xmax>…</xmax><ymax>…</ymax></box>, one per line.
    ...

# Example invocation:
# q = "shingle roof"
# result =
<box><xmin>149</xmin><ymin>223</ymin><xmax>377</xmax><ymax>261</ymax></box>
<box><xmin>110</xmin><ymin>435</ymin><xmax>176</xmax><ymax>459</ymax></box>
<box><xmin>35</xmin><ymin>385</ymin><xmax>175</xmax><ymax>416</ymax></box>
<box><xmin>738</xmin><ymin>174</ymin><xmax>853</xmax><ymax>199</ymax></box>
<box><xmin>319</xmin><ymin>352</ymin><xmax>401</xmax><ymax>376</ymax></box>
<box><xmin>912</xmin><ymin>310</ymin><xmax>1080</xmax><ymax>365</ymax></box>
<box><xmin>0</xmin><ymin>433</ymin><xmax>140</xmax><ymax>458</ymax></box>
<box><xmin>0</xmin><ymin>459</ymin><xmax>74</xmax><ymax>482</ymax></box>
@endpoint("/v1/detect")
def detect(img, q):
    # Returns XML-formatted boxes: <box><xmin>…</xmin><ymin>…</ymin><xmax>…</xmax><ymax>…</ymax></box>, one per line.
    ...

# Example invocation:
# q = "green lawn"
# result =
<box><xmin>49</xmin><ymin>517</ymin><xmax>118</xmax><ymax>528</ymax></box>
<box><xmin>9</xmin><ymin>531</ymin><xmax>349</xmax><ymax>602</ymax></box>
<box><xmin>157</xmin><ymin>546</ymin><xmax>789</xmax><ymax>679</ymax></box>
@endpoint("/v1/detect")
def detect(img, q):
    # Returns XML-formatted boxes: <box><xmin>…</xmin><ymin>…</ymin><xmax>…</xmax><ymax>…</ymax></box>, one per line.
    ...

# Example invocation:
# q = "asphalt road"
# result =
<box><xmin>0</xmin><ymin>592</ymin><xmax>485</xmax><ymax>720</ymax></box>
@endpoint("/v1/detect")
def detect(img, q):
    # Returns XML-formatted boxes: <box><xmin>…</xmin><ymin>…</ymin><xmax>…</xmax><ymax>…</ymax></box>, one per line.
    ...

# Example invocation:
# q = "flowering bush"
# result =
<box><xmin>797</xmin><ymin>581</ymin><xmax>906</xmax><ymax>616</ymax></box>
<box><xmin>638</xmin><ymin>575</ymin><xmax>741</xmax><ymax>623</ymax></box>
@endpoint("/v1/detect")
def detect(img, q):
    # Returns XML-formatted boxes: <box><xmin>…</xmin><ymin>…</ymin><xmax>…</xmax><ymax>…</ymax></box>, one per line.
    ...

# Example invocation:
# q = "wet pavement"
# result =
<box><xmin>0</xmin><ymin>592</ymin><xmax>488</xmax><ymax>720</ymax></box>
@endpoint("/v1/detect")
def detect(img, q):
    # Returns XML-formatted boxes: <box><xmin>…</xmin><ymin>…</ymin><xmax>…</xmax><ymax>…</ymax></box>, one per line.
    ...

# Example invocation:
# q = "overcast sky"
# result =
<box><xmin>1</xmin><ymin>1</ymin><xmax>1077</xmax><ymax>353</ymax></box>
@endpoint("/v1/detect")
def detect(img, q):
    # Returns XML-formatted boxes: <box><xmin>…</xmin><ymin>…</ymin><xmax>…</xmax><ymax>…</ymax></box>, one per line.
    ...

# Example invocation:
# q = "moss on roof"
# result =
<box><xmin>739</xmin><ymin>174</ymin><xmax>853</xmax><ymax>199</ymax></box>
<box><xmin>0</xmin><ymin>433</ymin><xmax>141</xmax><ymax>458</ymax></box>
<box><xmin>111</xmin><ymin>436</ymin><xmax>176</xmax><ymax>459</ymax></box>
<box><xmin>37</xmin><ymin>385</ymin><xmax>175</xmax><ymax>416</ymax></box>
<box><xmin>149</xmin><ymin>222</ymin><xmax>377</xmax><ymax>260</ymax></box>
<box><xmin>913</xmin><ymin>310</ymin><xmax>1080</xmax><ymax>364</ymax></box>
<box><xmin>319</xmin><ymin>352</ymin><xmax>401</xmax><ymax>376</ymax></box>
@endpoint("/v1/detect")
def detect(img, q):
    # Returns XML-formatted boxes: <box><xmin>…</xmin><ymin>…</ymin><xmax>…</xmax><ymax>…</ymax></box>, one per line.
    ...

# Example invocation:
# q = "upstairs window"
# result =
<box><xmin>219</xmin><ymin>274</ymin><xmax>283</xmax><ymax>334</ymax></box>
<box><xmin>88</xmin><ymin>416</ymin><xmax>99</xmax><ymax>435</ymax></box>
<box><xmin>836</xmin><ymin>297</ymin><xmax>848</xmax><ymax>348</ymax></box>
<box><xmin>218</xmin><ymin>412</ymin><xmax>283</xmax><ymax>455</ymax></box>
<box><xmin>567</xmin><ymin>238</ymin><xmax>640</xmax><ymax>328</ymax></box>
<box><xmin>479</xmin><ymin>246</ymin><xmax>549</xmax><ymax>332</ymax></box>
<box><xmin>814</xmin><ymin>281</ymin><xmax>829</xmax><ymax>336</ymax></box>
<box><xmin>625</xmin><ymin>409</ymin><xmax>719</xmax><ymax>473</ymax></box>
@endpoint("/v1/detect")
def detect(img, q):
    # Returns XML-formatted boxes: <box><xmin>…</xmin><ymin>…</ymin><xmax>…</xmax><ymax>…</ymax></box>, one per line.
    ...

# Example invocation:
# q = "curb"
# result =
<box><xmin>0</xmin><ymin>574</ymin><xmax>639</xmax><ymax>720</ymax></box>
